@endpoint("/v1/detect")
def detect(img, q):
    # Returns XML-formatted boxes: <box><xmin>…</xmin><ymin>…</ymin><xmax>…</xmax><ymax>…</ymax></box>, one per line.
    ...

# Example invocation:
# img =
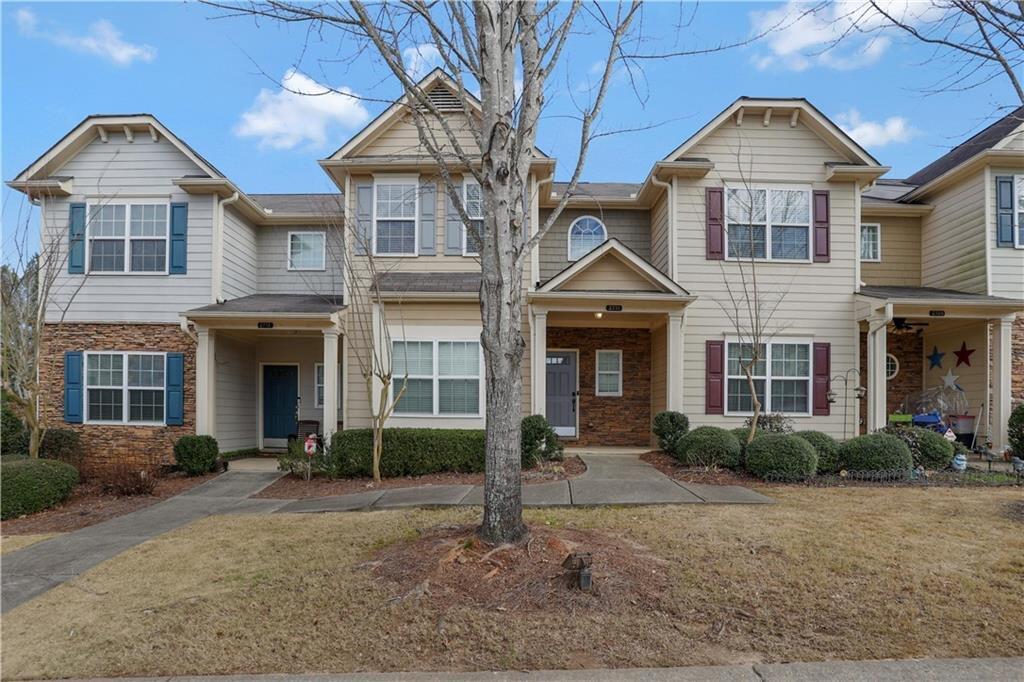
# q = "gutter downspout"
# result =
<box><xmin>212</xmin><ymin>192</ymin><xmax>240</xmax><ymax>303</ymax></box>
<box><xmin>650</xmin><ymin>173</ymin><xmax>673</xmax><ymax>280</ymax></box>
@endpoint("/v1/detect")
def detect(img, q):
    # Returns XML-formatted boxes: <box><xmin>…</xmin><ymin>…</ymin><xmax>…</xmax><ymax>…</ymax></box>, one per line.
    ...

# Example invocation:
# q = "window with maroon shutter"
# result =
<box><xmin>812</xmin><ymin>190</ymin><xmax>830</xmax><ymax>262</ymax></box>
<box><xmin>705</xmin><ymin>340</ymin><xmax>724</xmax><ymax>414</ymax></box>
<box><xmin>706</xmin><ymin>187</ymin><xmax>724</xmax><ymax>260</ymax></box>
<box><xmin>812</xmin><ymin>342</ymin><xmax>831</xmax><ymax>416</ymax></box>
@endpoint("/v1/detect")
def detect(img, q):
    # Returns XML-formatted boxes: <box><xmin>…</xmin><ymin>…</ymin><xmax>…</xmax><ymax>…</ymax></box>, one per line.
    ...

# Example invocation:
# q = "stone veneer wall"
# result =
<box><xmin>546</xmin><ymin>327</ymin><xmax>652</xmax><ymax>447</ymax></box>
<box><xmin>40</xmin><ymin>323</ymin><xmax>196</xmax><ymax>473</ymax></box>
<box><xmin>858</xmin><ymin>329</ymin><xmax>924</xmax><ymax>434</ymax></box>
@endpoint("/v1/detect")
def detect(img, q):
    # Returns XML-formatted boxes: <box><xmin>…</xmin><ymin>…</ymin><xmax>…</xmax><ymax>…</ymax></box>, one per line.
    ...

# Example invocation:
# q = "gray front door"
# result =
<box><xmin>546</xmin><ymin>351</ymin><xmax>577</xmax><ymax>437</ymax></box>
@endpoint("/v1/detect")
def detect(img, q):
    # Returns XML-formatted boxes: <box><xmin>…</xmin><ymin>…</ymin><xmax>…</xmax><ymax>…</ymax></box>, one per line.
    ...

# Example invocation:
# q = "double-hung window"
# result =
<box><xmin>726</xmin><ymin>341</ymin><xmax>811</xmax><ymax>415</ymax></box>
<box><xmin>595</xmin><ymin>350</ymin><xmax>622</xmax><ymax>397</ymax></box>
<box><xmin>860</xmin><ymin>223</ymin><xmax>881</xmax><ymax>261</ymax></box>
<box><xmin>87</xmin><ymin>201</ymin><xmax>169</xmax><ymax>273</ymax></box>
<box><xmin>726</xmin><ymin>188</ymin><xmax>810</xmax><ymax>261</ymax></box>
<box><xmin>85</xmin><ymin>352</ymin><xmax>166</xmax><ymax>424</ymax></box>
<box><xmin>392</xmin><ymin>340</ymin><xmax>481</xmax><ymax>416</ymax></box>
<box><xmin>288</xmin><ymin>232</ymin><xmax>326</xmax><ymax>270</ymax></box>
<box><xmin>463</xmin><ymin>181</ymin><xmax>484</xmax><ymax>256</ymax></box>
<box><xmin>314</xmin><ymin>363</ymin><xmax>342</xmax><ymax>408</ymax></box>
<box><xmin>374</xmin><ymin>180</ymin><xmax>417</xmax><ymax>255</ymax></box>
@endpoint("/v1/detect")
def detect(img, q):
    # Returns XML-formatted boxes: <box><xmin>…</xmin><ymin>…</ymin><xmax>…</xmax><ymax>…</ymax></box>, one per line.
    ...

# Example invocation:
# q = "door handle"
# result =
<box><xmin>571</xmin><ymin>391</ymin><xmax>577</xmax><ymax>413</ymax></box>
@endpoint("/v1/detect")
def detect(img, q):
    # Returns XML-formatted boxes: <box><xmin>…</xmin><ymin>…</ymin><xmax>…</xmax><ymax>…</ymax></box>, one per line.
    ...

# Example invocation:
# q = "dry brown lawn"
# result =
<box><xmin>3</xmin><ymin>487</ymin><xmax>1023</xmax><ymax>679</ymax></box>
<box><xmin>0</xmin><ymin>533</ymin><xmax>61</xmax><ymax>555</ymax></box>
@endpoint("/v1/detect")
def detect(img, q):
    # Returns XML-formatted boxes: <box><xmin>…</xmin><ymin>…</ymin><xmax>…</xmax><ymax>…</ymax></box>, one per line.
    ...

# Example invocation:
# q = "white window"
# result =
<box><xmin>861</xmin><ymin>223</ymin><xmax>881</xmax><ymax>262</ymax></box>
<box><xmin>374</xmin><ymin>180</ymin><xmax>418</xmax><ymax>256</ymax></box>
<box><xmin>288</xmin><ymin>232</ymin><xmax>326</xmax><ymax>271</ymax></box>
<box><xmin>463</xmin><ymin>181</ymin><xmax>484</xmax><ymax>256</ymax></box>
<box><xmin>567</xmin><ymin>216</ymin><xmax>607</xmax><ymax>261</ymax></box>
<box><xmin>725</xmin><ymin>188</ymin><xmax>811</xmax><ymax>261</ymax></box>
<box><xmin>595</xmin><ymin>350</ymin><xmax>622</xmax><ymax>397</ymax></box>
<box><xmin>885</xmin><ymin>353</ymin><xmax>899</xmax><ymax>380</ymax></box>
<box><xmin>314</xmin><ymin>363</ymin><xmax>343</xmax><ymax>408</ymax></box>
<box><xmin>1015</xmin><ymin>175</ymin><xmax>1024</xmax><ymax>248</ymax></box>
<box><xmin>86</xmin><ymin>201</ymin><xmax>169</xmax><ymax>274</ymax></box>
<box><xmin>726</xmin><ymin>341</ymin><xmax>811</xmax><ymax>415</ymax></box>
<box><xmin>391</xmin><ymin>340</ymin><xmax>481</xmax><ymax>416</ymax></box>
<box><xmin>85</xmin><ymin>352</ymin><xmax>166</xmax><ymax>424</ymax></box>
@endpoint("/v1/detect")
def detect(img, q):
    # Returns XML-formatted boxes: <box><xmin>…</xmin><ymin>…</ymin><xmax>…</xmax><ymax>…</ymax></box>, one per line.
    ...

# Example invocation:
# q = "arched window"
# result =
<box><xmin>567</xmin><ymin>216</ymin><xmax>607</xmax><ymax>261</ymax></box>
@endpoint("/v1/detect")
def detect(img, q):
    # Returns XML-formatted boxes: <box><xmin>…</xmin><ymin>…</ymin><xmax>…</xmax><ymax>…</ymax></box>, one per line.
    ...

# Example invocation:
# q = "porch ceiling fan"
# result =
<box><xmin>891</xmin><ymin>317</ymin><xmax>928</xmax><ymax>332</ymax></box>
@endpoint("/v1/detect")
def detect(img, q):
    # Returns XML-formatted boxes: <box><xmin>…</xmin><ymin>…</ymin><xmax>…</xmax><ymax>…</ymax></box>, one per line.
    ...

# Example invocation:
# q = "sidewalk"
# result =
<box><xmin>48</xmin><ymin>657</ymin><xmax>1024</xmax><ymax>681</ymax></box>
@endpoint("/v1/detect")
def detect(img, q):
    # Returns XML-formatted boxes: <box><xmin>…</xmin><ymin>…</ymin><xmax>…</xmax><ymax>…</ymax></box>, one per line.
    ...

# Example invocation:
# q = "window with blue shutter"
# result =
<box><xmin>169</xmin><ymin>202</ymin><xmax>188</xmax><ymax>273</ymax></box>
<box><xmin>165</xmin><ymin>353</ymin><xmax>185</xmax><ymax>426</ymax></box>
<box><xmin>67</xmin><ymin>204</ymin><xmax>86</xmax><ymax>274</ymax></box>
<box><xmin>64</xmin><ymin>351</ymin><xmax>84</xmax><ymax>423</ymax></box>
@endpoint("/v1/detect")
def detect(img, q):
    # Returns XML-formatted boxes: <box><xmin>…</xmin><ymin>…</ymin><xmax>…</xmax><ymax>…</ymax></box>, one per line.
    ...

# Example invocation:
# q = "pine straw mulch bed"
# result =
<box><xmin>0</xmin><ymin>471</ymin><xmax>219</xmax><ymax>535</ymax></box>
<box><xmin>366</xmin><ymin>522</ymin><xmax>670</xmax><ymax>614</ymax></box>
<box><xmin>640</xmin><ymin>450</ymin><xmax>758</xmax><ymax>486</ymax></box>
<box><xmin>254</xmin><ymin>456</ymin><xmax>586</xmax><ymax>500</ymax></box>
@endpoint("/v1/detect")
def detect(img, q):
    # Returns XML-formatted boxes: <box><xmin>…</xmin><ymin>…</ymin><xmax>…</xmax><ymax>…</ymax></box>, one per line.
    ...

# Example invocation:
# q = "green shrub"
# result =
<box><xmin>744</xmin><ymin>433</ymin><xmax>818</xmax><ymax>480</ymax></box>
<box><xmin>652</xmin><ymin>411</ymin><xmax>689</xmax><ymax>453</ymax></box>
<box><xmin>521</xmin><ymin>415</ymin><xmax>563</xmax><ymax>467</ymax></box>
<box><xmin>1009</xmin><ymin>403</ymin><xmax>1024</xmax><ymax>457</ymax></box>
<box><xmin>39</xmin><ymin>428</ymin><xmax>83</xmax><ymax>467</ymax></box>
<box><xmin>173</xmin><ymin>435</ymin><xmax>219</xmax><ymax>475</ymax></box>
<box><xmin>672</xmin><ymin>426</ymin><xmax>742</xmax><ymax>469</ymax></box>
<box><xmin>277</xmin><ymin>437</ymin><xmax>324</xmax><ymax>480</ymax></box>
<box><xmin>747</xmin><ymin>412</ymin><xmax>793</xmax><ymax>434</ymax></box>
<box><xmin>839</xmin><ymin>433</ymin><xmax>913</xmax><ymax>474</ymax></box>
<box><xmin>1</xmin><ymin>401</ymin><xmax>27</xmax><ymax>455</ymax></box>
<box><xmin>327</xmin><ymin>428</ymin><xmax>487</xmax><ymax>478</ymax></box>
<box><xmin>1</xmin><ymin>458</ymin><xmax>79</xmax><ymax>519</ymax></box>
<box><xmin>793</xmin><ymin>430</ymin><xmax>840</xmax><ymax>474</ymax></box>
<box><xmin>878</xmin><ymin>425</ymin><xmax>954</xmax><ymax>470</ymax></box>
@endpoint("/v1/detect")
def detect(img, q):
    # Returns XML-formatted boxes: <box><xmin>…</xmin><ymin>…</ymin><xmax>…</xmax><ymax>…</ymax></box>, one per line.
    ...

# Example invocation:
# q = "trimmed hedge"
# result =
<box><xmin>521</xmin><ymin>415</ymin><xmax>564</xmax><ymax>466</ymax></box>
<box><xmin>747</xmin><ymin>412</ymin><xmax>794</xmax><ymax>434</ymax></box>
<box><xmin>839</xmin><ymin>433</ymin><xmax>913</xmax><ymax>473</ymax></box>
<box><xmin>2</xmin><ymin>401</ymin><xmax>27</xmax><ymax>455</ymax></box>
<box><xmin>1</xmin><ymin>458</ymin><xmax>79</xmax><ymax>519</ymax></box>
<box><xmin>328</xmin><ymin>428</ymin><xmax>487</xmax><ymax>478</ymax></box>
<box><xmin>1009</xmin><ymin>403</ymin><xmax>1024</xmax><ymax>458</ymax></box>
<box><xmin>174</xmin><ymin>435</ymin><xmax>220</xmax><ymax>475</ymax></box>
<box><xmin>39</xmin><ymin>429</ymin><xmax>83</xmax><ymax>467</ymax></box>
<box><xmin>793</xmin><ymin>430</ymin><xmax>840</xmax><ymax>474</ymax></box>
<box><xmin>672</xmin><ymin>426</ymin><xmax>742</xmax><ymax>469</ymax></box>
<box><xmin>878</xmin><ymin>425</ymin><xmax>954</xmax><ymax>470</ymax></box>
<box><xmin>652</xmin><ymin>411</ymin><xmax>689</xmax><ymax>453</ymax></box>
<box><xmin>744</xmin><ymin>433</ymin><xmax>817</xmax><ymax>480</ymax></box>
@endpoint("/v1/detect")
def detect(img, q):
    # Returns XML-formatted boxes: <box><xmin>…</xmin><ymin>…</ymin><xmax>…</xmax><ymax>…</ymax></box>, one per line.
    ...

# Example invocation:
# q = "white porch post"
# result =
<box><xmin>532</xmin><ymin>311</ymin><xmax>547</xmax><ymax>417</ymax></box>
<box><xmin>195</xmin><ymin>326</ymin><xmax>216</xmax><ymax>436</ymax></box>
<box><xmin>667</xmin><ymin>311</ymin><xmax>685</xmax><ymax>411</ymax></box>
<box><xmin>866</xmin><ymin>306</ymin><xmax>892</xmax><ymax>432</ymax></box>
<box><xmin>322</xmin><ymin>327</ymin><xmax>340</xmax><ymax>443</ymax></box>
<box><xmin>991</xmin><ymin>315</ymin><xmax>1014</xmax><ymax>452</ymax></box>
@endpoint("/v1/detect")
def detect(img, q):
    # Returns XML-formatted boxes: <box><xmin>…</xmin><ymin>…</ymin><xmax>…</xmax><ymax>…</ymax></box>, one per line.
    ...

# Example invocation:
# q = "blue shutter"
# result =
<box><xmin>419</xmin><ymin>182</ymin><xmax>436</xmax><ymax>255</ymax></box>
<box><xmin>64</xmin><ymin>351</ymin><xmax>83</xmax><ymax>423</ymax></box>
<box><xmin>169</xmin><ymin>202</ymin><xmax>188</xmax><ymax>273</ymax></box>
<box><xmin>68</xmin><ymin>204</ymin><xmax>86</xmax><ymax>274</ymax></box>
<box><xmin>995</xmin><ymin>176</ymin><xmax>1015</xmax><ymax>247</ymax></box>
<box><xmin>165</xmin><ymin>352</ymin><xmax>184</xmax><ymax>426</ymax></box>
<box><xmin>355</xmin><ymin>184</ymin><xmax>372</xmax><ymax>255</ymax></box>
<box><xmin>445</xmin><ymin>180</ymin><xmax>464</xmax><ymax>255</ymax></box>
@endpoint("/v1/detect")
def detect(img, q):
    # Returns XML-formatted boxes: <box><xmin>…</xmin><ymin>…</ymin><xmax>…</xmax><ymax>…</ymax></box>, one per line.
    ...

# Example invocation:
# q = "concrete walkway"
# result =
<box><xmin>47</xmin><ymin>657</ymin><xmax>1024</xmax><ymax>681</ymax></box>
<box><xmin>274</xmin><ymin>451</ymin><xmax>773</xmax><ymax>514</ymax></box>
<box><xmin>1</xmin><ymin>471</ymin><xmax>285</xmax><ymax>613</ymax></box>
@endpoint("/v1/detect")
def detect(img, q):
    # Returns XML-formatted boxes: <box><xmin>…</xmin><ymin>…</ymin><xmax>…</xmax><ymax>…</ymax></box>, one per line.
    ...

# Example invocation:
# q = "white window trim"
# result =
<box><xmin>287</xmin><ymin>231</ymin><xmax>327</xmax><ymax>271</ymax></box>
<box><xmin>885</xmin><ymin>353</ymin><xmax>900</xmax><ymax>381</ymax></box>
<box><xmin>313</xmin><ymin>362</ymin><xmax>342</xmax><ymax>408</ymax></box>
<box><xmin>860</xmin><ymin>223</ymin><xmax>882</xmax><ymax>262</ymax></box>
<box><xmin>567</xmin><ymin>215</ymin><xmax>608</xmax><ymax>262</ymax></box>
<box><xmin>84</xmin><ymin>199</ymin><xmax>171</xmax><ymax>275</ymax></box>
<box><xmin>595</xmin><ymin>349</ymin><xmax>623</xmax><ymax>397</ymax></box>
<box><xmin>84</xmin><ymin>351</ymin><xmax>167</xmax><ymax>426</ymax></box>
<box><xmin>1014</xmin><ymin>175</ymin><xmax>1024</xmax><ymax>249</ymax></box>
<box><xmin>390</xmin><ymin>339</ymin><xmax>483</xmax><ymax>417</ymax></box>
<box><xmin>372</xmin><ymin>176</ymin><xmax>419</xmax><ymax>257</ymax></box>
<box><xmin>723</xmin><ymin>186</ymin><xmax>813</xmax><ymax>264</ymax></box>
<box><xmin>462</xmin><ymin>180</ymin><xmax>483</xmax><ymax>256</ymax></box>
<box><xmin>724</xmin><ymin>338</ymin><xmax>813</xmax><ymax>417</ymax></box>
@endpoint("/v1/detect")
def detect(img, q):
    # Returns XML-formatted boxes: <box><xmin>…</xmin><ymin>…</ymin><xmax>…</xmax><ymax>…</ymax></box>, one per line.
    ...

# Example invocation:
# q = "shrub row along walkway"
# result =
<box><xmin>274</xmin><ymin>452</ymin><xmax>774</xmax><ymax>514</ymax></box>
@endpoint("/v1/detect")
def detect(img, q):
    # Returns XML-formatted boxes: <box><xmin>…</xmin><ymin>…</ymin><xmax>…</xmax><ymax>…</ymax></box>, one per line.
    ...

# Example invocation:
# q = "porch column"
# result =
<box><xmin>991</xmin><ymin>315</ymin><xmax>1014</xmax><ymax>452</ymax></box>
<box><xmin>195</xmin><ymin>326</ymin><xmax>216</xmax><ymax>437</ymax></box>
<box><xmin>866</xmin><ymin>322</ymin><xmax>887</xmax><ymax>432</ymax></box>
<box><xmin>666</xmin><ymin>311</ymin><xmax>685</xmax><ymax>411</ymax></box>
<box><xmin>322</xmin><ymin>327</ymin><xmax>340</xmax><ymax>443</ymax></box>
<box><xmin>532</xmin><ymin>311</ymin><xmax>547</xmax><ymax>417</ymax></box>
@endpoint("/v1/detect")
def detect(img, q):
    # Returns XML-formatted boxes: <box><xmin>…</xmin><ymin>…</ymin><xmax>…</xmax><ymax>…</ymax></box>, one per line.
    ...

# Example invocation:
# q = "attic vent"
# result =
<box><xmin>423</xmin><ymin>87</ymin><xmax>462</xmax><ymax>112</ymax></box>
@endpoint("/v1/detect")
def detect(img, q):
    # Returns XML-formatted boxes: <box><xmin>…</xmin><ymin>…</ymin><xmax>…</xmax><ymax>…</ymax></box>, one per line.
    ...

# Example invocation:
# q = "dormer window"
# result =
<box><xmin>87</xmin><ymin>201</ymin><xmax>168</xmax><ymax>274</ymax></box>
<box><xmin>567</xmin><ymin>216</ymin><xmax>607</xmax><ymax>261</ymax></box>
<box><xmin>374</xmin><ymin>179</ymin><xmax>418</xmax><ymax>256</ymax></box>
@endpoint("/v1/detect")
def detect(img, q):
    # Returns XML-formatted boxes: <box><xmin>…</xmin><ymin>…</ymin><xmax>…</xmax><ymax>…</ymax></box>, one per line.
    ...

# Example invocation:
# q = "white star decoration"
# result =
<box><xmin>941</xmin><ymin>368</ymin><xmax>961</xmax><ymax>390</ymax></box>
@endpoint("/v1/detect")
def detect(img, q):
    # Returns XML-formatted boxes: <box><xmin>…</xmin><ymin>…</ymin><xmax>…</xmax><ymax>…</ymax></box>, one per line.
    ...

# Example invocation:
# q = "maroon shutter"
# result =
<box><xmin>706</xmin><ymin>187</ymin><xmax>724</xmax><ymax>260</ymax></box>
<box><xmin>705</xmin><ymin>340</ymin><xmax>725</xmax><ymax>414</ymax></box>
<box><xmin>812</xmin><ymin>342</ymin><xmax>831</xmax><ymax>416</ymax></box>
<box><xmin>812</xmin><ymin>190</ymin><xmax>830</xmax><ymax>262</ymax></box>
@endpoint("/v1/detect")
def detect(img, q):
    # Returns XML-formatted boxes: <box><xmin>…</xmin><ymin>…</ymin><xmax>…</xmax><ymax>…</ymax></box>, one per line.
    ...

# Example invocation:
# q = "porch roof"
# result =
<box><xmin>186</xmin><ymin>294</ymin><xmax>346</xmax><ymax>316</ymax></box>
<box><xmin>375</xmin><ymin>272</ymin><xmax>480</xmax><ymax>296</ymax></box>
<box><xmin>856</xmin><ymin>285</ymin><xmax>1024</xmax><ymax>319</ymax></box>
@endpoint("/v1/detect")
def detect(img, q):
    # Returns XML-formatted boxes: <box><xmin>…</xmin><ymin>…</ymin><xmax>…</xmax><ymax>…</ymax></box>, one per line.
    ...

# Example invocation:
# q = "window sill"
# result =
<box><xmin>287</xmin><ymin>267</ymin><xmax>327</xmax><ymax>272</ymax></box>
<box><xmin>84</xmin><ymin>421</ymin><xmax>167</xmax><ymax>427</ymax></box>
<box><xmin>85</xmin><ymin>271</ymin><xmax>171</xmax><ymax>276</ymax></box>
<box><xmin>861</xmin><ymin>258</ymin><xmax>882</xmax><ymax>263</ymax></box>
<box><xmin>373</xmin><ymin>252</ymin><xmax>419</xmax><ymax>258</ymax></box>
<box><xmin>723</xmin><ymin>257</ymin><xmax>813</xmax><ymax>265</ymax></box>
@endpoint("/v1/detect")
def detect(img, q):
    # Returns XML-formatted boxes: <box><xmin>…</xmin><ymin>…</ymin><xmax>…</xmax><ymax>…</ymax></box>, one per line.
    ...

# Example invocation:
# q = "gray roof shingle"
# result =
<box><xmin>858</xmin><ymin>285</ymin><xmax>1019</xmax><ymax>303</ymax></box>
<box><xmin>375</xmin><ymin>272</ymin><xmax>481</xmax><ymax>294</ymax></box>
<box><xmin>550</xmin><ymin>182</ymin><xmax>642</xmax><ymax>199</ymax></box>
<box><xmin>188</xmin><ymin>294</ymin><xmax>345</xmax><ymax>315</ymax></box>
<box><xmin>250</xmin><ymin>193</ymin><xmax>344</xmax><ymax>216</ymax></box>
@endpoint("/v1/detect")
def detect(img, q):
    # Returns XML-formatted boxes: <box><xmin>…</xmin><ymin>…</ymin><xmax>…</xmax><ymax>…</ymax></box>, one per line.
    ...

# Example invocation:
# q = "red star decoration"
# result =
<box><xmin>953</xmin><ymin>342</ymin><xmax>975</xmax><ymax>367</ymax></box>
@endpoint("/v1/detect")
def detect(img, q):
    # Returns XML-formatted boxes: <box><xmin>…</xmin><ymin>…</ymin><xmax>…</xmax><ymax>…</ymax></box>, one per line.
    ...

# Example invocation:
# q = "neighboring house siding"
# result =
<box><xmin>42</xmin><ymin>131</ymin><xmax>213</xmax><ymax>322</ymax></box>
<box><xmin>989</xmin><ymin>167</ymin><xmax>1024</xmax><ymax>299</ymax></box>
<box><xmin>860</xmin><ymin>215</ymin><xmax>923</xmax><ymax>287</ymax></box>
<box><xmin>920</xmin><ymin>171</ymin><xmax>987</xmax><ymax>294</ymax></box>
<box><xmin>650</xmin><ymin>192</ymin><xmax>670</xmax><ymax>274</ymax></box>
<box><xmin>257</xmin><ymin>225</ymin><xmax>345</xmax><ymax>295</ymax></box>
<box><xmin>215</xmin><ymin>334</ymin><xmax>257</xmax><ymax>451</ymax></box>
<box><xmin>538</xmin><ymin>208</ymin><xmax>651</xmax><ymax>282</ymax></box>
<box><xmin>222</xmin><ymin>206</ymin><xmax>258</xmax><ymax>300</ymax></box>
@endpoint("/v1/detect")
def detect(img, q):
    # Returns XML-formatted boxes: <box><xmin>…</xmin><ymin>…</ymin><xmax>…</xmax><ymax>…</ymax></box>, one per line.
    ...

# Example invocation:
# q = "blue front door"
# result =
<box><xmin>263</xmin><ymin>365</ymin><xmax>298</xmax><ymax>441</ymax></box>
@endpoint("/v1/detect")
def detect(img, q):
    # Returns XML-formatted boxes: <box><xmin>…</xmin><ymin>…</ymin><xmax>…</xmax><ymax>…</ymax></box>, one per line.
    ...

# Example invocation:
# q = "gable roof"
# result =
<box><xmin>539</xmin><ymin>239</ymin><xmax>689</xmax><ymax>296</ymax></box>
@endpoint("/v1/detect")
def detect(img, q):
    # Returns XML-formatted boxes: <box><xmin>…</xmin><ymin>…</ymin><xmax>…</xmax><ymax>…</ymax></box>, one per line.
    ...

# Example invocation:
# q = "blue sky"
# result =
<box><xmin>2</xmin><ymin>1</ymin><xmax>1018</xmax><ymax>245</ymax></box>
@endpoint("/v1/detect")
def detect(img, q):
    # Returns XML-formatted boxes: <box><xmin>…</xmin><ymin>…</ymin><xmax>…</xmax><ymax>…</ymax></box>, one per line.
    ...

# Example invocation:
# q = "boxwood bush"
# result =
<box><xmin>793</xmin><ymin>430</ymin><xmax>840</xmax><ymax>474</ymax></box>
<box><xmin>327</xmin><ymin>428</ymin><xmax>487</xmax><ymax>478</ymax></box>
<box><xmin>1</xmin><ymin>400</ymin><xmax>27</xmax><ymax>455</ymax></box>
<box><xmin>173</xmin><ymin>435</ymin><xmax>220</xmax><ymax>475</ymax></box>
<box><xmin>39</xmin><ymin>428</ymin><xmax>83</xmax><ymax>467</ymax></box>
<box><xmin>1009</xmin><ymin>403</ymin><xmax>1024</xmax><ymax>457</ymax></box>
<box><xmin>838</xmin><ymin>433</ymin><xmax>913</xmax><ymax>474</ymax></box>
<box><xmin>672</xmin><ymin>426</ymin><xmax>742</xmax><ymax>469</ymax></box>
<box><xmin>878</xmin><ymin>425</ymin><xmax>954</xmax><ymax>470</ymax></box>
<box><xmin>744</xmin><ymin>433</ymin><xmax>818</xmax><ymax>480</ymax></box>
<box><xmin>1</xmin><ymin>458</ymin><xmax>79</xmax><ymax>519</ymax></box>
<box><xmin>521</xmin><ymin>415</ymin><xmax>564</xmax><ymax>466</ymax></box>
<box><xmin>652</xmin><ymin>411</ymin><xmax>689</xmax><ymax>453</ymax></box>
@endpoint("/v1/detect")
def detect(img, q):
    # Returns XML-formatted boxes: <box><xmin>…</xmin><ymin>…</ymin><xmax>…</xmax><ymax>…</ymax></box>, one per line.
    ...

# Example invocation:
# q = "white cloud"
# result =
<box><xmin>235</xmin><ymin>69</ymin><xmax>371</xmax><ymax>150</ymax></box>
<box><xmin>403</xmin><ymin>43</ymin><xmax>441</xmax><ymax>80</ymax></box>
<box><xmin>15</xmin><ymin>8</ymin><xmax>156</xmax><ymax>66</ymax></box>
<box><xmin>835</xmin><ymin>109</ymin><xmax>919</xmax><ymax>147</ymax></box>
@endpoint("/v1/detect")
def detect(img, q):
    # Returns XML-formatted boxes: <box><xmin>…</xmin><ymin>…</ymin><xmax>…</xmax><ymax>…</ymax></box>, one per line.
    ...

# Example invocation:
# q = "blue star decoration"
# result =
<box><xmin>927</xmin><ymin>346</ymin><xmax>945</xmax><ymax>369</ymax></box>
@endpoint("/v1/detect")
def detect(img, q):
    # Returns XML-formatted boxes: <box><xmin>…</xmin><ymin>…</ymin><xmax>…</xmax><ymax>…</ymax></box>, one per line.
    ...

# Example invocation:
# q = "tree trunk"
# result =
<box><xmin>745</xmin><ymin>367</ymin><xmax>761</xmax><ymax>445</ymax></box>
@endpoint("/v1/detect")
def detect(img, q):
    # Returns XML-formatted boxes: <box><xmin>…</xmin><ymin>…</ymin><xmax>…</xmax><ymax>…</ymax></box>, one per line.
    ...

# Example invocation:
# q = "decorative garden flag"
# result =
<box><xmin>927</xmin><ymin>346</ymin><xmax>944</xmax><ymax>369</ymax></box>
<box><xmin>953</xmin><ymin>341</ymin><xmax>975</xmax><ymax>367</ymax></box>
